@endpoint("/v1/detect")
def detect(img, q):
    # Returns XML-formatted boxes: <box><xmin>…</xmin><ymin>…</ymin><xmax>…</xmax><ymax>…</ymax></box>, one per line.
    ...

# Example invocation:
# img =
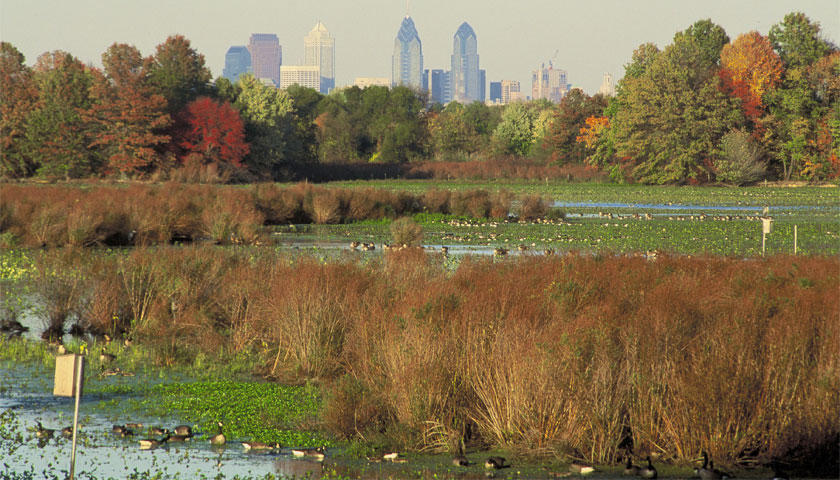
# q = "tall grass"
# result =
<box><xmin>21</xmin><ymin>247</ymin><xmax>839</xmax><ymax>468</ymax></box>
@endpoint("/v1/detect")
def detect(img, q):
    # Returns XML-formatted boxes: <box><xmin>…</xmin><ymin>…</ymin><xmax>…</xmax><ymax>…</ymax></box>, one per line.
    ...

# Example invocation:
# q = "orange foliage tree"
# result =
<box><xmin>719</xmin><ymin>32</ymin><xmax>784</xmax><ymax>121</ymax></box>
<box><xmin>576</xmin><ymin>115</ymin><xmax>609</xmax><ymax>150</ymax></box>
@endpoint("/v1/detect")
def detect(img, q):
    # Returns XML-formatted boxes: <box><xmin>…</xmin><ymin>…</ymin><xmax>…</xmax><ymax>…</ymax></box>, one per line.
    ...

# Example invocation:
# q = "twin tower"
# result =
<box><xmin>393</xmin><ymin>17</ymin><xmax>483</xmax><ymax>104</ymax></box>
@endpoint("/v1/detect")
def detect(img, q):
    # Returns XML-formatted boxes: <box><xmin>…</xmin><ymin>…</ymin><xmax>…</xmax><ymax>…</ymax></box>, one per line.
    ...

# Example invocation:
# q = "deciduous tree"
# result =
<box><xmin>0</xmin><ymin>42</ymin><xmax>38</xmax><ymax>177</ymax></box>
<box><xmin>769</xmin><ymin>12</ymin><xmax>833</xmax><ymax>69</ymax></box>
<box><xmin>719</xmin><ymin>32</ymin><xmax>784</xmax><ymax>121</ymax></box>
<box><xmin>173</xmin><ymin>97</ymin><xmax>249</xmax><ymax>170</ymax></box>
<box><xmin>147</xmin><ymin>35</ymin><xmax>212</xmax><ymax>114</ymax></box>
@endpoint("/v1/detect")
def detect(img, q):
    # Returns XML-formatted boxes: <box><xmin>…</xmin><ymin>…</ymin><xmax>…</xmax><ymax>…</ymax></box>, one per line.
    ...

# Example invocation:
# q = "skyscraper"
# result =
<box><xmin>392</xmin><ymin>16</ymin><xmax>423</xmax><ymax>89</ymax></box>
<box><xmin>531</xmin><ymin>62</ymin><xmax>569</xmax><ymax>103</ymax></box>
<box><xmin>598</xmin><ymin>72</ymin><xmax>616</xmax><ymax>97</ymax></box>
<box><xmin>248</xmin><ymin>34</ymin><xmax>282</xmax><ymax>87</ymax></box>
<box><xmin>304</xmin><ymin>21</ymin><xmax>335</xmax><ymax>94</ymax></box>
<box><xmin>450</xmin><ymin>22</ymin><xmax>480</xmax><ymax>103</ymax></box>
<box><xmin>501</xmin><ymin>80</ymin><xmax>521</xmax><ymax>104</ymax></box>
<box><xmin>222</xmin><ymin>46</ymin><xmax>251</xmax><ymax>82</ymax></box>
<box><xmin>424</xmin><ymin>68</ymin><xmax>449</xmax><ymax>104</ymax></box>
<box><xmin>489</xmin><ymin>81</ymin><xmax>502</xmax><ymax>103</ymax></box>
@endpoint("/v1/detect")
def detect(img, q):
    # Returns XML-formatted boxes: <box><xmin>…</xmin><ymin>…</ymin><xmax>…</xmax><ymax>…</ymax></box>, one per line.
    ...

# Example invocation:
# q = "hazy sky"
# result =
<box><xmin>2</xmin><ymin>0</ymin><xmax>838</xmax><ymax>95</ymax></box>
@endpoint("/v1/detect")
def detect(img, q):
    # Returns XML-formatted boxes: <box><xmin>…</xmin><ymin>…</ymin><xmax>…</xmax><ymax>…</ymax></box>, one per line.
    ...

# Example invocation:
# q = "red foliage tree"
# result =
<box><xmin>719</xmin><ymin>32</ymin><xmax>783</xmax><ymax>122</ymax></box>
<box><xmin>174</xmin><ymin>97</ymin><xmax>249</xmax><ymax>168</ymax></box>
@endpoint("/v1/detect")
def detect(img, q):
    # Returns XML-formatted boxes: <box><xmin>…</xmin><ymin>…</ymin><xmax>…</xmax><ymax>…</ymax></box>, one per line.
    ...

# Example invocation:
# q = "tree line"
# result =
<box><xmin>1</xmin><ymin>12</ymin><xmax>836</xmax><ymax>184</ymax></box>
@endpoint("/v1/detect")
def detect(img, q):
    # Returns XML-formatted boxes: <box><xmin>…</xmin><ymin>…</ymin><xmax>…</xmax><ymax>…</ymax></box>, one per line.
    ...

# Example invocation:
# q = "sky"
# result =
<box><xmin>2</xmin><ymin>0</ymin><xmax>838</xmax><ymax>96</ymax></box>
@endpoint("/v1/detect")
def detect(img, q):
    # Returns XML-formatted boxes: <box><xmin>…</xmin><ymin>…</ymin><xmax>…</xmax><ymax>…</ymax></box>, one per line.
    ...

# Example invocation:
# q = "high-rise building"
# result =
<box><xmin>479</xmin><ymin>69</ymin><xmax>486</xmax><ymax>102</ymax></box>
<box><xmin>354</xmin><ymin>77</ymin><xmax>391</xmax><ymax>88</ymax></box>
<box><xmin>248</xmin><ymin>33</ymin><xmax>282</xmax><ymax>87</ymax></box>
<box><xmin>597</xmin><ymin>72</ymin><xmax>615</xmax><ymax>97</ymax></box>
<box><xmin>304</xmin><ymin>21</ymin><xmax>335</xmax><ymax>94</ymax></box>
<box><xmin>223</xmin><ymin>46</ymin><xmax>251</xmax><ymax>82</ymax></box>
<box><xmin>424</xmin><ymin>68</ymin><xmax>450</xmax><ymax>104</ymax></box>
<box><xmin>489</xmin><ymin>81</ymin><xmax>502</xmax><ymax>103</ymax></box>
<box><xmin>501</xmin><ymin>80</ymin><xmax>521</xmax><ymax>104</ymax></box>
<box><xmin>531</xmin><ymin>62</ymin><xmax>569</xmax><ymax>103</ymax></box>
<box><xmin>450</xmin><ymin>22</ymin><xmax>480</xmax><ymax>103</ymax></box>
<box><xmin>279</xmin><ymin>65</ymin><xmax>320</xmax><ymax>91</ymax></box>
<box><xmin>392</xmin><ymin>16</ymin><xmax>423</xmax><ymax>89</ymax></box>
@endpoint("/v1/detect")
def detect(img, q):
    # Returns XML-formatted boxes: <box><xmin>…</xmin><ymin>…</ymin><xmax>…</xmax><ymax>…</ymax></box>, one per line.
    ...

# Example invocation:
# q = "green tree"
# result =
<box><xmin>492</xmin><ymin>102</ymin><xmax>537</xmax><ymax>156</ymax></box>
<box><xmin>769</xmin><ymin>12</ymin><xmax>833</xmax><ymax>69</ymax></box>
<box><xmin>610</xmin><ymin>29</ymin><xmax>743</xmax><ymax>183</ymax></box>
<box><xmin>147</xmin><ymin>35</ymin><xmax>212</xmax><ymax>114</ymax></box>
<box><xmin>541</xmin><ymin>90</ymin><xmax>608</xmax><ymax>164</ymax></box>
<box><xmin>673</xmin><ymin>19</ymin><xmax>729</xmax><ymax>70</ymax></box>
<box><xmin>623</xmin><ymin>43</ymin><xmax>660</xmax><ymax>79</ymax></box>
<box><xmin>0</xmin><ymin>42</ymin><xmax>38</xmax><ymax>177</ymax></box>
<box><xmin>23</xmin><ymin>51</ymin><xmax>99</xmax><ymax>179</ymax></box>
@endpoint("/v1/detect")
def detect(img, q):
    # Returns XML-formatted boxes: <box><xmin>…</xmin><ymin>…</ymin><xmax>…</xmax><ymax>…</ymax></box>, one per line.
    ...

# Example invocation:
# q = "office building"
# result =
<box><xmin>248</xmin><ymin>34</ymin><xmax>282</xmax><ymax>86</ymax></box>
<box><xmin>531</xmin><ymin>62</ymin><xmax>569</xmax><ymax>103</ymax></box>
<box><xmin>392</xmin><ymin>16</ymin><xmax>423</xmax><ymax>89</ymax></box>
<box><xmin>479</xmin><ymin>69</ymin><xmax>486</xmax><ymax>102</ymax></box>
<box><xmin>304</xmin><ymin>21</ymin><xmax>335</xmax><ymax>94</ymax></box>
<box><xmin>279</xmin><ymin>65</ymin><xmax>320</xmax><ymax>90</ymax></box>
<box><xmin>424</xmin><ymin>69</ymin><xmax>451</xmax><ymax>104</ymax></box>
<box><xmin>354</xmin><ymin>77</ymin><xmax>391</xmax><ymax>88</ymax></box>
<box><xmin>501</xmin><ymin>80</ymin><xmax>521</xmax><ymax>104</ymax></box>
<box><xmin>222</xmin><ymin>46</ymin><xmax>251</xmax><ymax>82</ymax></box>
<box><xmin>489</xmin><ymin>81</ymin><xmax>502</xmax><ymax>103</ymax></box>
<box><xmin>598</xmin><ymin>72</ymin><xmax>616</xmax><ymax>97</ymax></box>
<box><xmin>450</xmin><ymin>22</ymin><xmax>480</xmax><ymax>103</ymax></box>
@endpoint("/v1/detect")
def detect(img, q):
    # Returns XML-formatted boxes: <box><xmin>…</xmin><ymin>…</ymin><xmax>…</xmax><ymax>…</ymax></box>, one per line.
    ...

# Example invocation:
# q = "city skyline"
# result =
<box><xmin>2</xmin><ymin>0</ymin><xmax>837</xmax><ymax>95</ymax></box>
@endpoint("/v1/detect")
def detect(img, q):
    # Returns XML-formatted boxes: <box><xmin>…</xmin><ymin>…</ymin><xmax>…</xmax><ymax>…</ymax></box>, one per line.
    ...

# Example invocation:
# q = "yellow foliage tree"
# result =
<box><xmin>719</xmin><ymin>32</ymin><xmax>784</xmax><ymax>119</ymax></box>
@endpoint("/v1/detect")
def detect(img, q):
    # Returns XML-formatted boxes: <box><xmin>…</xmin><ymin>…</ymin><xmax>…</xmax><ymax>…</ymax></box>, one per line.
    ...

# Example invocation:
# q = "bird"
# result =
<box><xmin>139</xmin><ymin>434</ymin><xmax>169</xmax><ymax>450</ymax></box>
<box><xmin>494</xmin><ymin>247</ymin><xmax>508</xmax><ymax>256</ymax></box>
<box><xmin>624</xmin><ymin>457</ymin><xmax>640</xmax><ymax>476</ymax></box>
<box><xmin>242</xmin><ymin>441</ymin><xmax>280</xmax><ymax>452</ymax></box>
<box><xmin>173</xmin><ymin>425</ymin><xmax>192</xmax><ymax>436</ymax></box>
<box><xmin>569</xmin><ymin>462</ymin><xmax>595</xmax><ymax>475</ymax></box>
<box><xmin>640</xmin><ymin>456</ymin><xmax>657</xmax><ymax>479</ymax></box>
<box><xmin>291</xmin><ymin>447</ymin><xmax>326</xmax><ymax>460</ymax></box>
<box><xmin>61</xmin><ymin>427</ymin><xmax>74</xmax><ymax>439</ymax></box>
<box><xmin>382</xmin><ymin>452</ymin><xmax>400</xmax><ymax>461</ymax></box>
<box><xmin>695</xmin><ymin>452</ymin><xmax>729</xmax><ymax>480</ymax></box>
<box><xmin>209</xmin><ymin>422</ymin><xmax>225</xmax><ymax>446</ymax></box>
<box><xmin>112</xmin><ymin>425</ymin><xmax>128</xmax><ymax>435</ymax></box>
<box><xmin>350</xmin><ymin>241</ymin><xmax>361</xmax><ymax>249</ymax></box>
<box><xmin>99</xmin><ymin>349</ymin><xmax>116</xmax><ymax>363</ymax></box>
<box><xmin>150</xmin><ymin>427</ymin><xmax>170</xmax><ymax>436</ymax></box>
<box><xmin>485</xmin><ymin>456</ymin><xmax>508</xmax><ymax>469</ymax></box>
<box><xmin>35</xmin><ymin>421</ymin><xmax>54</xmax><ymax>439</ymax></box>
<box><xmin>167</xmin><ymin>434</ymin><xmax>191</xmax><ymax>442</ymax></box>
<box><xmin>125</xmin><ymin>422</ymin><xmax>143</xmax><ymax>429</ymax></box>
<box><xmin>57</xmin><ymin>344</ymin><xmax>67</xmax><ymax>355</ymax></box>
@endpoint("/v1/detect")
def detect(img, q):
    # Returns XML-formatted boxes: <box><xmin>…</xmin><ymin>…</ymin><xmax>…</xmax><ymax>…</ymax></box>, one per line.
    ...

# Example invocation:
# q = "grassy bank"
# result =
<box><xmin>2</xmin><ymin>246</ymin><xmax>837</xmax><ymax>472</ymax></box>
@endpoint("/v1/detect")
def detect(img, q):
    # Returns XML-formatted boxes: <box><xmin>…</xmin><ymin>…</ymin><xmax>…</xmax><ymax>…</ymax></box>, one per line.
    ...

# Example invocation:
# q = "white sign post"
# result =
<box><xmin>761</xmin><ymin>217</ymin><xmax>773</xmax><ymax>256</ymax></box>
<box><xmin>54</xmin><ymin>354</ymin><xmax>85</xmax><ymax>480</ymax></box>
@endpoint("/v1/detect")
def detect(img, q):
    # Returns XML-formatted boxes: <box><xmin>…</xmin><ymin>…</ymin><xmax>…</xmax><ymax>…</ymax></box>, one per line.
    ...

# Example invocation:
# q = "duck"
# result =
<box><xmin>173</xmin><ymin>425</ymin><xmax>192</xmax><ymax>436</ymax></box>
<box><xmin>209</xmin><ymin>422</ymin><xmax>225</xmax><ymax>446</ymax></box>
<box><xmin>139</xmin><ymin>434</ymin><xmax>169</xmax><ymax>450</ymax></box>
<box><xmin>242</xmin><ymin>441</ymin><xmax>280</xmax><ymax>452</ymax></box>
<box><xmin>569</xmin><ymin>461</ymin><xmax>595</xmax><ymax>475</ymax></box>
<box><xmin>639</xmin><ymin>456</ymin><xmax>657</xmax><ymax>479</ymax></box>
<box><xmin>291</xmin><ymin>446</ymin><xmax>326</xmax><ymax>461</ymax></box>
<box><xmin>485</xmin><ymin>456</ymin><xmax>508</xmax><ymax>469</ymax></box>
<box><xmin>623</xmin><ymin>456</ymin><xmax>640</xmax><ymax>476</ymax></box>
<box><xmin>35</xmin><ymin>421</ymin><xmax>54</xmax><ymax>439</ymax></box>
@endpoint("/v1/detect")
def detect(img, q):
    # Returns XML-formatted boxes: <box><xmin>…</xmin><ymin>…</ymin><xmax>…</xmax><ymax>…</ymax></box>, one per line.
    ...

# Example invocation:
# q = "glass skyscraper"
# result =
<box><xmin>392</xmin><ymin>16</ymin><xmax>423</xmax><ymax>89</ymax></box>
<box><xmin>222</xmin><ymin>46</ymin><xmax>251</xmax><ymax>82</ymax></box>
<box><xmin>304</xmin><ymin>21</ymin><xmax>335</xmax><ymax>94</ymax></box>
<box><xmin>248</xmin><ymin>33</ymin><xmax>282</xmax><ymax>87</ymax></box>
<box><xmin>451</xmin><ymin>22</ymin><xmax>480</xmax><ymax>103</ymax></box>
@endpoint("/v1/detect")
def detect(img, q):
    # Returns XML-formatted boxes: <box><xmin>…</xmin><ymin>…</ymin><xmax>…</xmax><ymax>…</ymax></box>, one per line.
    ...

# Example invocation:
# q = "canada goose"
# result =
<box><xmin>291</xmin><ymin>447</ymin><xmax>326</xmax><ymax>460</ymax></box>
<box><xmin>61</xmin><ymin>427</ymin><xmax>73</xmax><ymax>439</ymax></box>
<box><xmin>570</xmin><ymin>462</ymin><xmax>595</xmax><ymax>475</ymax></box>
<box><xmin>623</xmin><ymin>457</ymin><xmax>640</xmax><ymax>476</ymax></box>
<box><xmin>112</xmin><ymin>425</ymin><xmax>127</xmax><ymax>435</ymax></box>
<box><xmin>350</xmin><ymin>241</ymin><xmax>360</xmax><ymax>249</ymax></box>
<box><xmin>150</xmin><ymin>427</ymin><xmax>170</xmax><ymax>436</ymax></box>
<box><xmin>173</xmin><ymin>425</ymin><xmax>192</xmax><ymax>436</ymax></box>
<box><xmin>168</xmin><ymin>434</ymin><xmax>191</xmax><ymax>443</ymax></box>
<box><xmin>209</xmin><ymin>422</ymin><xmax>225</xmax><ymax>446</ymax></box>
<box><xmin>494</xmin><ymin>247</ymin><xmax>508</xmax><ymax>256</ymax></box>
<box><xmin>640</xmin><ymin>456</ymin><xmax>657</xmax><ymax>479</ymax></box>
<box><xmin>125</xmin><ymin>422</ymin><xmax>143</xmax><ymax>429</ymax></box>
<box><xmin>242</xmin><ymin>441</ymin><xmax>280</xmax><ymax>451</ymax></box>
<box><xmin>485</xmin><ymin>456</ymin><xmax>508</xmax><ymax>469</ymax></box>
<box><xmin>99</xmin><ymin>349</ymin><xmax>116</xmax><ymax>363</ymax></box>
<box><xmin>35</xmin><ymin>422</ymin><xmax>54</xmax><ymax>439</ymax></box>
<box><xmin>139</xmin><ymin>434</ymin><xmax>169</xmax><ymax>450</ymax></box>
<box><xmin>123</xmin><ymin>337</ymin><xmax>133</xmax><ymax>347</ymax></box>
<box><xmin>440</xmin><ymin>246</ymin><xmax>449</xmax><ymax>255</ymax></box>
<box><xmin>696</xmin><ymin>452</ymin><xmax>729</xmax><ymax>480</ymax></box>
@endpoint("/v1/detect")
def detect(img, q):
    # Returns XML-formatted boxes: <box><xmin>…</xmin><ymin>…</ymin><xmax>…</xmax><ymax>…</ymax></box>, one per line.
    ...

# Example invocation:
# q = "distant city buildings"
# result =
<box><xmin>248</xmin><ymin>34</ymin><xmax>282</xmax><ymax>86</ymax></box>
<box><xmin>222</xmin><ymin>46</ymin><xmax>251</xmax><ymax>82</ymax></box>
<box><xmin>392</xmin><ymin>16</ymin><xmax>424</xmax><ymax>89</ymax></box>
<box><xmin>450</xmin><ymin>22</ymin><xmax>480</xmax><ymax>103</ymax></box>
<box><xmin>531</xmin><ymin>62</ymin><xmax>569</xmax><ymax>103</ymax></box>
<box><xmin>598</xmin><ymin>72</ymin><xmax>615</xmax><ymax>97</ymax></box>
<box><xmin>279</xmin><ymin>65</ymin><xmax>321</xmax><ymax>90</ymax></box>
<box><xmin>304</xmin><ymin>21</ymin><xmax>335</xmax><ymax>93</ymax></box>
<box><xmin>501</xmin><ymin>80</ymin><xmax>522</xmax><ymax>104</ymax></box>
<box><xmin>423</xmin><ymin>69</ymin><xmax>449</xmax><ymax>104</ymax></box>
<box><xmin>489</xmin><ymin>81</ymin><xmax>502</xmax><ymax>103</ymax></box>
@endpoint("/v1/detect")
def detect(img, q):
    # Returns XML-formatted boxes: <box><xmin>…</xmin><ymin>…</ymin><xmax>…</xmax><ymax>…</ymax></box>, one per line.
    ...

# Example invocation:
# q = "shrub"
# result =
<box><xmin>390</xmin><ymin>217</ymin><xmax>424</xmax><ymax>247</ymax></box>
<box><xmin>518</xmin><ymin>194</ymin><xmax>549</xmax><ymax>220</ymax></box>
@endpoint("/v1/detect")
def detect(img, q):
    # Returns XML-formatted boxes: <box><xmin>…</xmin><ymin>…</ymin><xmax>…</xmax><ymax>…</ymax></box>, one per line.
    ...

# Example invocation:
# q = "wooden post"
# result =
<box><xmin>55</xmin><ymin>354</ymin><xmax>85</xmax><ymax>479</ymax></box>
<box><xmin>794</xmin><ymin>225</ymin><xmax>798</xmax><ymax>255</ymax></box>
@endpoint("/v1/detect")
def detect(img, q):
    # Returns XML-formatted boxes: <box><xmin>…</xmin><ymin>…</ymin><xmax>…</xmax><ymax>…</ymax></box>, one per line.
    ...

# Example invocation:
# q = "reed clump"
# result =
<box><xmin>22</xmin><ymin>247</ymin><xmax>838</xmax><ymax>469</ymax></box>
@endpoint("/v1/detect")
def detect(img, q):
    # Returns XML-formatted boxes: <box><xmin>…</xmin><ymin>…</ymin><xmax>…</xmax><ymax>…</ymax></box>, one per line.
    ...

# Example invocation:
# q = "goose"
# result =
<box><xmin>639</xmin><ymin>456</ymin><xmax>657</xmax><ymax>479</ymax></box>
<box><xmin>291</xmin><ymin>446</ymin><xmax>325</xmax><ymax>460</ymax></box>
<box><xmin>125</xmin><ymin>422</ymin><xmax>143</xmax><ymax>429</ymax></box>
<box><xmin>112</xmin><ymin>425</ymin><xmax>128</xmax><ymax>435</ymax></box>
<box><xmin>440</xmin><ymin>246</ymin><xmax>449</xmax><ymax>255</ymax></box>
<box><xmin>452</xmin><ymin>446</ymin><xmax>469</xmax><ymax>466</ymax></box>
<box><xmin>242</xmin><ymin>441</ymin><xmax>280</xmax><ymax>451</ymax></box>
<box><xmin>209</xmin><ymin>422</ymin><xmax>225</xmax><ymax>446</ymax></box>
<box><xmin>350</xmin><ymin>241</ymin><xmax>361</xmax><ymax>249</ymax></box>
<box><xmin>173</xmin><ymin>425</ymin><xmax>192</xmax><ymax>436</ymax></box>
<box><xmin>35</xmin><ymin>421</ymin><xmax>54</xmax><ymax>439</ymax></box>
<box><xmin>695</xmin><ymin>452</ymin><xmax>728</xmax><ymax>480</ymax></box>
<box><xmin>99</xmin><ymin>349</ymin><xmax>116</xmax><ymax>363</ymax></box>
<box><xmin>569</xmin><ymin>461</ymin><xmax>595</xmax><ymax>475</ymax></box>
<box><xmin>485</xmin><ymin>456</ymin><xmax>508</xmax><ymax>469</ymax></box>
<box><xmin>623</xmin><ymin>457</ymin><xmax>640</xmax><ymax>476</ymax></box>
<box><xmin>61</xmin><ymin>427</ymin><xmax>74</xmax><ymax>439</ymax></box>
<box><xmin>139</xmin><ymin>434</ymin><xmax>169</xmax><ymax>450</ymax></box>
<box><xmin>150</xmin><ymin>427</ymin><xmax>170</xmax><ymax>436</ymax></box>
<box><xmin>167</xmin><ymin>433</ymin><xmax>191</xmax><ymax>442</ymax></box>
<box><xmin>382</xmin><ymin>452</ymin><xmax>400</xmax><ymax>461</ymax></box>
<box><xmin>494</xmin><ymin>247</ymin><xmax>508</xmax><ymax>256</ymax></box>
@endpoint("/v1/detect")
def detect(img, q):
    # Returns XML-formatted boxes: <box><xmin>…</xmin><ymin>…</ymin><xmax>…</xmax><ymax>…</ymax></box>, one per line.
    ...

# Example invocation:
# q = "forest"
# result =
<box><xmin>0</xmin><ymin>12</ymin><xmax>837</xmax><ymax>185</ymax></box>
